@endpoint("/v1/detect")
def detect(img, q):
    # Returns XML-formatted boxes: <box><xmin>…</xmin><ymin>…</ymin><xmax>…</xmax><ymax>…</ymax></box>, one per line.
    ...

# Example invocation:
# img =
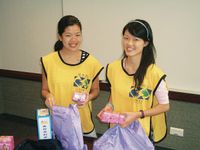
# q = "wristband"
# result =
<box><xmin>139</xmin><ymin>110</ymin><xmax>145</xmax><ymax>119</ymax></box>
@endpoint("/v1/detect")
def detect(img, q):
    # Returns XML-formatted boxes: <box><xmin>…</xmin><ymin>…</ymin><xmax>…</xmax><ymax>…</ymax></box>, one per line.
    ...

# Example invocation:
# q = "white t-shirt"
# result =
<box><xmin>155</xmin><ymin>80</ymin><xmax>169</xmax><ymax>104</ymax></box>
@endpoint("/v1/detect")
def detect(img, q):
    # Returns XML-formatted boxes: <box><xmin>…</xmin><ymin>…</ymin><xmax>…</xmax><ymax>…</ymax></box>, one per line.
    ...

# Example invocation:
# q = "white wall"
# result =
<box><xmin>63</xmin><ymin>0</ymin><xmax>200</xmax><ymax>94</ymax></box>
<box><xmin>0</xmin><ymin>0</ymin><xmax>200</xmax><ymax>94</ymax></box>
<box><xmin>0</xmin><ymin>0</ymin><xmax>62</xmax><ymax>73</ymax></box>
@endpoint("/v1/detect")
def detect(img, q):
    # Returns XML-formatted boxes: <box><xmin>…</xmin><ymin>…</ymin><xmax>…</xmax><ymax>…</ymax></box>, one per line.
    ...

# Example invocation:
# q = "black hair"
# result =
<box><xmin>54</xmin><ymin>15</ymin><xmax>82</xmax><ymax>51</ymax></box>
<box><xmin>122</xmin><ymin>19</ymin><xmax>156</xmax><ymax>89</ymax></box>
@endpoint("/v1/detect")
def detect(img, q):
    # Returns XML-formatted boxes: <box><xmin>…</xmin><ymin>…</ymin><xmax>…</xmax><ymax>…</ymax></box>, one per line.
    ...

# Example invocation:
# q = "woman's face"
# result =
<box><xmin>122</xmin><ymin>30</ymin><xmax>148</xmax><ymax>57</ymax></box>
<box><xmin>59</xmin><ymin>24</ymin><xmax>82</xmax><ymax>51</ymax></box>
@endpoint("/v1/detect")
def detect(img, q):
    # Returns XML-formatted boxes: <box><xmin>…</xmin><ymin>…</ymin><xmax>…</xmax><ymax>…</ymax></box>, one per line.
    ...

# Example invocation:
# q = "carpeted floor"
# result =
<box><xmin>0</xmin><ymin>114</ymin><xmax>174</xmax><ymax>150</ymax></box>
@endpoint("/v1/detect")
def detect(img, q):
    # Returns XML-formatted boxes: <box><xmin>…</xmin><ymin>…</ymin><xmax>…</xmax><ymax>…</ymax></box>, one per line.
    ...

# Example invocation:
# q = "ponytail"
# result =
<box><xmin>54</xmin><ymin>40</ymin><xmax>63</xmax><ymax>51</ymax></box>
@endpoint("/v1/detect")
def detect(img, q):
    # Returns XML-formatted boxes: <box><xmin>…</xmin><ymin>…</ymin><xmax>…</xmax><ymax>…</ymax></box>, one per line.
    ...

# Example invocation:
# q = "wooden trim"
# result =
<box><xmin>168</xmin><ymin>91</ymin><xmax>200</xmax><ymax>104</ymax></box>
<box><xmin>0</xmin><ymin>69</ymin><xmax>41</xmax><ymax>81</ymax></box>
<box><xmin>0</xmin><ymin>69</ymin><xmax>200</xmax><ymax>103</ymax></box>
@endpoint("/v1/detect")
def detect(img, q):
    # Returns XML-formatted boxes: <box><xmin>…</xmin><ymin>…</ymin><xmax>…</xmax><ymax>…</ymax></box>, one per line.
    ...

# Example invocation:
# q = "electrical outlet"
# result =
<box><xmin>170</xmin><ymin>127</ymin><xmax>184</xmax><ymax>137</ymax></box>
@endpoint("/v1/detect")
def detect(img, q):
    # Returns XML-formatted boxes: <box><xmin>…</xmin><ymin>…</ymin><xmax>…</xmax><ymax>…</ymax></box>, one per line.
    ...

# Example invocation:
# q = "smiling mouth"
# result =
<box><xmin>69</xmin><ymin>43</ymin><xmax>78</xmax><ymax>48</ymax></box>
<box><xmin>126</xmin><ymin>48</ymin><xmax>135</xmax><ymax>52</ymax></box>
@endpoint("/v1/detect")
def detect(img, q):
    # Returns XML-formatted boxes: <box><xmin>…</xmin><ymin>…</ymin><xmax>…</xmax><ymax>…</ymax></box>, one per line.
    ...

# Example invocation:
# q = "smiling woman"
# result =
<box><xmin>40</xmin><ymin>15</ymin><xmax>104</xmax><ymax>138</ymax></box>
<box><xmin>96</xmin><ymin>19</ymin><xmax>170</xmax><ymax>143</ymax></box>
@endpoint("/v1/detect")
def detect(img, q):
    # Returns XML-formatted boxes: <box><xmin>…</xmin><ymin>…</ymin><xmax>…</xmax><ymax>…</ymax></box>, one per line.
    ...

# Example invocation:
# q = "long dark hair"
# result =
<box><xmin>122</xmin><ymin>19</ymin><xmax>156</xmax><ymax>88</ymax></box>
<box><xmin>54</xmin><ymin>15</ymin><xmax>82</xmax><ymax>51</ymax></box>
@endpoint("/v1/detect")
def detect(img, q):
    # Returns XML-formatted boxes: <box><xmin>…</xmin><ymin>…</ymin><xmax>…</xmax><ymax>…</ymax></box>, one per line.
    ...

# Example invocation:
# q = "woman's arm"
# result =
<box><xmin>120</xmin><ymin>80</ymin><xmax>170</xmax><ymax>128</ymax></box>
<box><xmin>41</xmin><ymin>71</ymin><xmax>55</xmax><ymax>108</ymax></box>
<box><xmin>120</xmin><ymin>103</ymin><xmax>169</xmax><ymax>128</ymax></box>
<box><xmin>88</xmin><ymin>77</ymin><xmax>100</xmax><ymax>101</ymax></box>
<box><xmin>143</xmin><ymin>80</ymin><xmax>170</xmax><ymax>117</ymax></box>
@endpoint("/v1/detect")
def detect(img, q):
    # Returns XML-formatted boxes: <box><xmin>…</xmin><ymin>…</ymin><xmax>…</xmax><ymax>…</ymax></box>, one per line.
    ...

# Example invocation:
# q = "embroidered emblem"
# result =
<box><xmin>73</xmin><ymin>73</ymin><xmax>90</xmax><ymax>90</ymax></box>
<box><xmin>129</xmin><ymin>86</ymin><xmax>152</xmax><ymax>100</ymax></box>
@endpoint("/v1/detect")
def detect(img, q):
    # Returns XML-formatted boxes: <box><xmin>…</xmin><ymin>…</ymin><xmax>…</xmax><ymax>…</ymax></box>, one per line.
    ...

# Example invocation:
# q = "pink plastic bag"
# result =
<box><xmin>93</xmin><ymin>120</ymin><xmax>154</xmax><ymax>150</ymax></box>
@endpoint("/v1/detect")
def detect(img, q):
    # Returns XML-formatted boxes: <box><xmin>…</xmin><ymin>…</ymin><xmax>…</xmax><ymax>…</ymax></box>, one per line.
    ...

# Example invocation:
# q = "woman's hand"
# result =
<box><xmin>120</xmin><ymin>111</ymin><xmax>141</xmax><ymax>128</ymax></box>
<box><xmin>77</xmin><ymin>77</ymin><xmax>100</xmax><ymax>108</ymax></box>
<box><xmin>44</xmin><ymin>93</ymin><xmax>55</xmax><ymax>109</ymax></box>
<box><xmin>97</xmin><ymin>104</ymin><xmax>113</xmax><ymax>120</ymax></box>
<box><xmin>76</xmin><ymin>92</ymin><xmax>92</xmax><ymax>109</ymax></box>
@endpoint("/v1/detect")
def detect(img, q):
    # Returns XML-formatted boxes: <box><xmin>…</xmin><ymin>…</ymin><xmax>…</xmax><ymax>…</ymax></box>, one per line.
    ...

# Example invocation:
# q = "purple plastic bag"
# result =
<box><xmin>52</xmin><ymin>104</ymin><xmax>88</xmax><ymax>150</ymax></box>
<box><xmin>93</xmin><ymin>120</ymin><xmax>154</xmax><ymax>150</ymax></box>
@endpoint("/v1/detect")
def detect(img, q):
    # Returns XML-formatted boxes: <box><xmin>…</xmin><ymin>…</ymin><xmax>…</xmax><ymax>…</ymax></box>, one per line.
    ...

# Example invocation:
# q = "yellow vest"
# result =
<box><xmin>107</xmin><ymin>59</ymin><xmax>167</xmax><ymax>142</ymax></box>
<box><xmin>41</xmin><ymin>51</ymin><xmax>103</xmax><ymax>133</ymax></box>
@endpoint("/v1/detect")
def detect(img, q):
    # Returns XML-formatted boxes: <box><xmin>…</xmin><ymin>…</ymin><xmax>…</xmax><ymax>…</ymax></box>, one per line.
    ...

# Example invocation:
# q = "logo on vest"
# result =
<box><xmin>129</xmin><ymin>86</ymin><xmax>152</xmax><ymax>100</ymax></box>
<box><xmin>73</xmin><ymin>73</ymin><xmax>90</xmax><ymax>90</ymax></box>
